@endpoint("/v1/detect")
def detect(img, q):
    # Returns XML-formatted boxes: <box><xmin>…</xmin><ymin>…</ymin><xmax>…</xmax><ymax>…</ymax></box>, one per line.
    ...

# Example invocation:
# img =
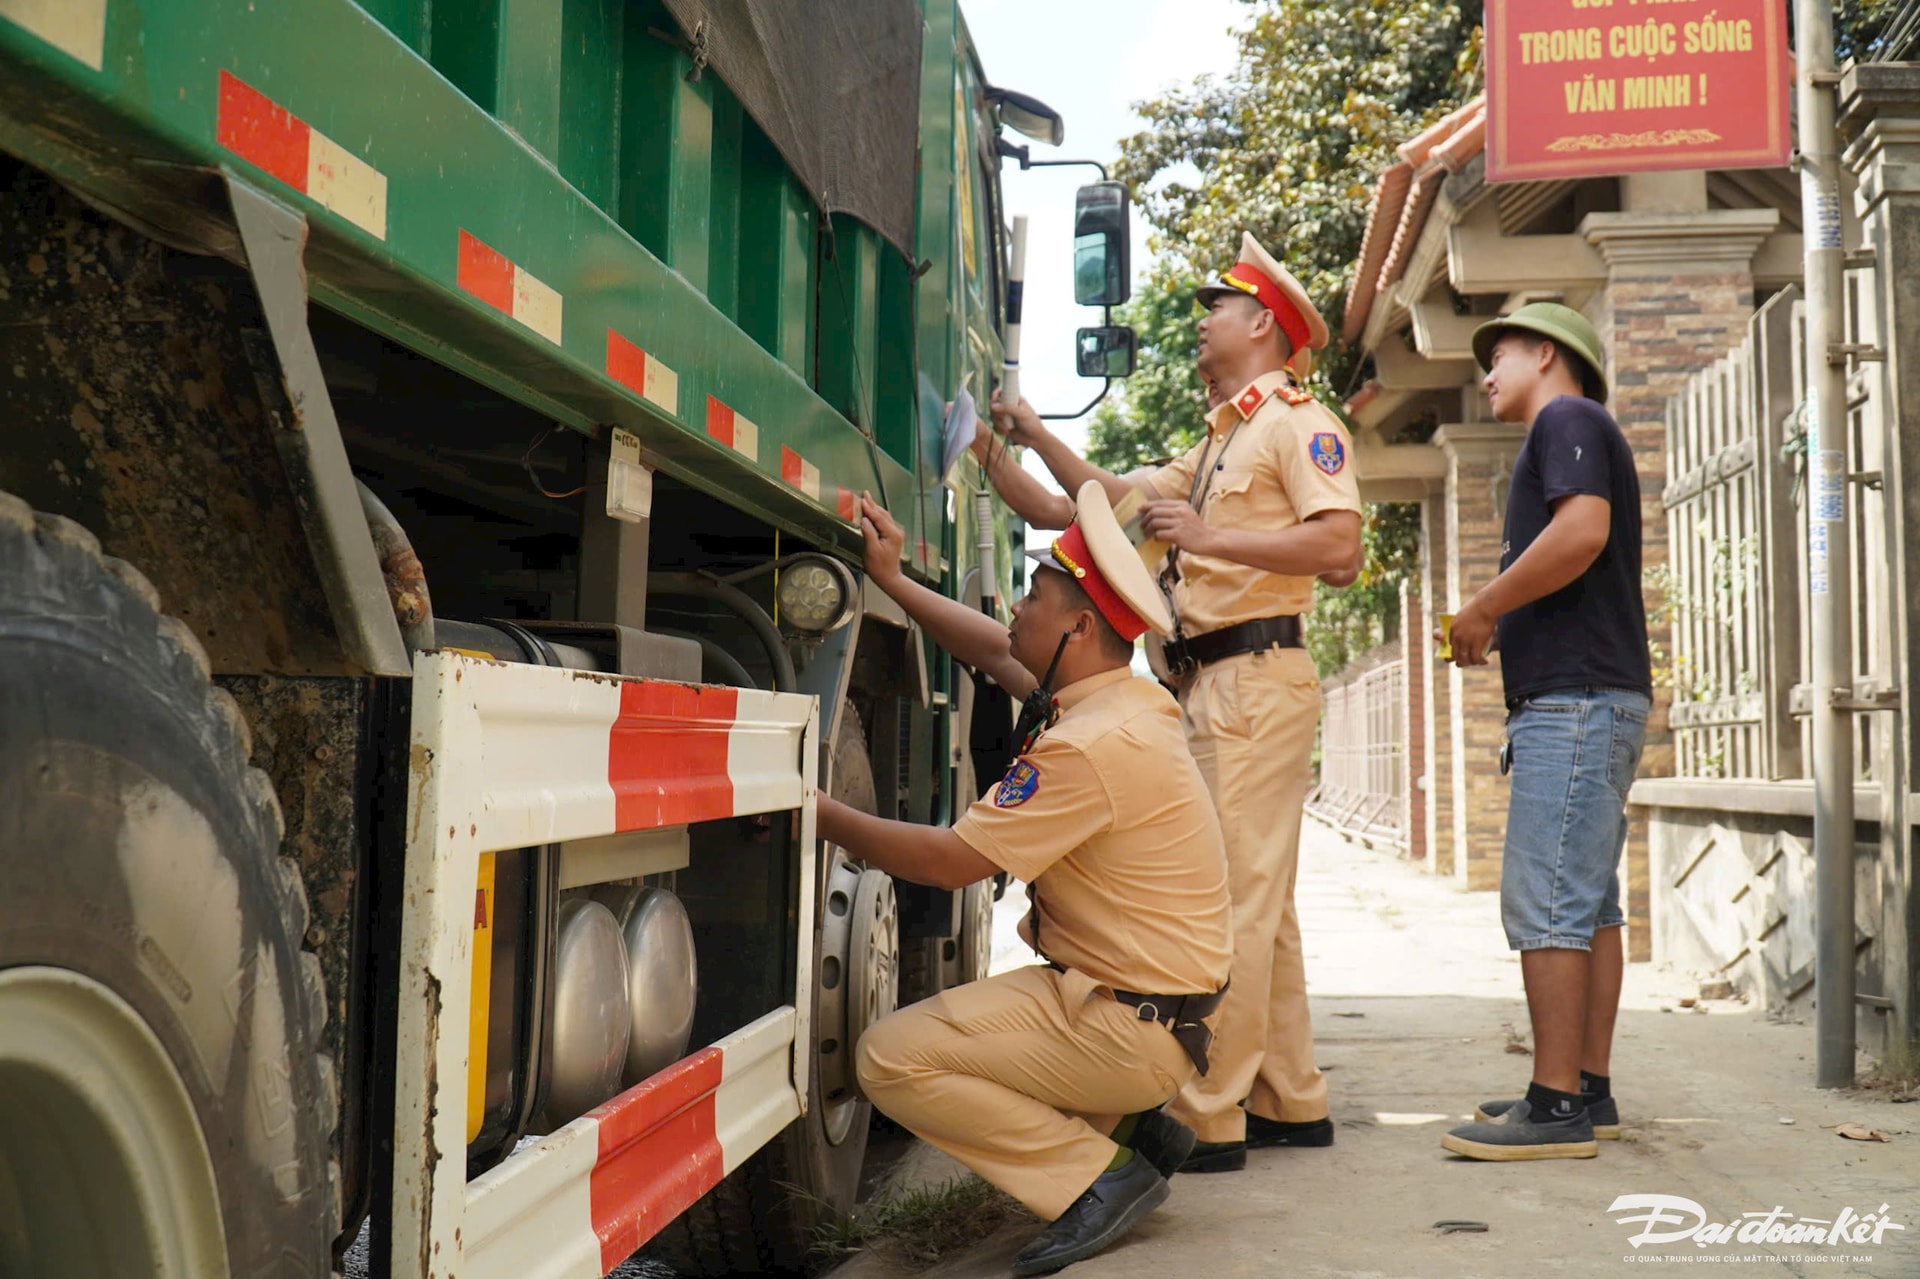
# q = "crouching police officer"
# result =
<box><xmin>818</xmin><ymin>483</ymin><xmax>1233</xmax><ymax>1277</ymax></box>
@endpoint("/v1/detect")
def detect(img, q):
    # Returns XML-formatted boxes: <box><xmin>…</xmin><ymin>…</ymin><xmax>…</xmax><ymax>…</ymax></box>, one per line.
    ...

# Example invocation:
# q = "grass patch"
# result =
<box><xmin>1858</xmin><ymin>1036</ymin><xmax>1920</xmax><ymax>1103</ymax></box>
<box><xmin>811</xmin><ymin>1175</ymin><xmax>1026</xmax><ymax>1270</ymax></box>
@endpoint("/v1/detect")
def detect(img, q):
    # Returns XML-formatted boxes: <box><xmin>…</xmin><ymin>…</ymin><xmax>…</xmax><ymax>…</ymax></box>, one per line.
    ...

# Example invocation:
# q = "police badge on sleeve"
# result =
<box><xmin>994</xmin><ymin>760</ymin><xmax>1041</xmax><ymax>808</ymax></box>
<box><xmin>1309</xmin><ymin>431</ymin><xmax>1346</xmax><ymax>476</ymax></box>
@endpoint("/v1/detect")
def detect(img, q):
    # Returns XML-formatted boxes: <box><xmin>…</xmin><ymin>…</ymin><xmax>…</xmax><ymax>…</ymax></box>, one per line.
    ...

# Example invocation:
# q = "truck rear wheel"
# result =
<box><xmin>0</xmin><ymin>496</ymin><xmax>338</xmax><ymax>1277</ymax></box>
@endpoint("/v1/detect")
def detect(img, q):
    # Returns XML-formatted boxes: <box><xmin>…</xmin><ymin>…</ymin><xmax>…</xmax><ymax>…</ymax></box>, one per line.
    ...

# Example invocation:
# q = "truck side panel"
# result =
<box><xmin>0</xmin><ymin>0</ymin><xmax>936</xmax><ymax>569</ymax></box>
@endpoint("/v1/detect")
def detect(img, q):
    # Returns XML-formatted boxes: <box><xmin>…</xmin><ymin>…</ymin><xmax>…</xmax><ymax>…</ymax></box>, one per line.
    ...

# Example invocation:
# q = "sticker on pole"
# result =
<box><xmin>1806</xmin><ymin>186</ymin><xmax>1844</xmax><ymax>252</ymax></box>
<box><xmin>1814</xmin><ymin>449</ymin><xmax>1846</xmax><ymax>525</ymax></box>
<box><xmin>1809</xmin><ymin>520</ymin><xmax>1829</xmax><ymax>597</ymax></box>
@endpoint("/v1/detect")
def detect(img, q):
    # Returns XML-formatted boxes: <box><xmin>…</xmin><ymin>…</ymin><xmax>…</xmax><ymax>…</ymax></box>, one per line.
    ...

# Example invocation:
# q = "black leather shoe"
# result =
<box><xmin>1010</xmin><ymin>1156</ymin><xmax>1170</xmax><ymax>1277</ymax></box>
<box><xmin>1177</xmin><ymin>1139</ymin><xmax>1246</xmax><ymax>1174</ymax></box>
<box><xmin>1245</xmin><ymin>1113</ymin><xmax>1335</xmax><ymax>1149</ymax></box>
<box><xmin>1124</xmin><ymin>1109</ymin><xmax>1197</xmax><ymax>1179</ymax></box>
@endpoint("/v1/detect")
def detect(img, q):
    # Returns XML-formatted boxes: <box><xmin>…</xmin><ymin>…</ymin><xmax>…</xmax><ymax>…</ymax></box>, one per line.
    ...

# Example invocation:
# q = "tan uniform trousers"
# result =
<box><xmin>855</xmin><ymin>963</ymin><xmax>1194</xmax><ymax>1220</ymax></box>
<box><xmin>1166</xmin><ymin>645</ymin><xmax>1327</xmax><ymax>1143</ymax></box>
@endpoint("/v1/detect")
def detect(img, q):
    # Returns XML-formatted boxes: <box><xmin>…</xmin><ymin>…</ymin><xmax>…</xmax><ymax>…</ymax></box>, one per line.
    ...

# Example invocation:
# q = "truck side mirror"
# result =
<box><xmin>1073</xmin><ymin>182</ymin><xmax>1131</xmax><ymax>307</ymax></box>
<box><xmin>1076</xmin><ymin>326</ymin><xmax>1137</xmax><ymax>379</ymax></box>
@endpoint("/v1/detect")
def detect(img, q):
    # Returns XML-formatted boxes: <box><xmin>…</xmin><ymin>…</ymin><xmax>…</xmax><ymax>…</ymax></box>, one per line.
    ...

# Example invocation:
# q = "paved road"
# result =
<box><xmin>834</xmin><ymin>819</ymin><xmax>1920</xmax><ymax>1279</ymax></box>
<box><xmin>346</xmin><ymin>822</ymin><xmax>1920</xmax><ymax>1278</ymax></box>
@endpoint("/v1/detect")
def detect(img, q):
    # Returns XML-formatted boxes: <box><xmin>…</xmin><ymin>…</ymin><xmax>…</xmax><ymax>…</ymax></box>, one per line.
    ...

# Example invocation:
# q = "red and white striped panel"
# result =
<box><xmin>607</xmin><ymin>330</ymin><xmax>680</xmax><ymax>419</ymax></box>
<box><xmin>779</xmin><ymin>445</ymin><xmax>820</xmax><ymax>502</ymax></box>
<box><xmin>761</xmin><ymin>441</ymin><xmax>858</xmax><ymax>524</ymax></box>
<box><xmin>459</xmin><ymin>230</ymin><xmax>563</xmax><ymax>345</ymax></box>
<box><xmin>705</xmin><ymin>396</ymin><xmax>760</xmax><ymax>464</ymax></box>
<box><xmin>462</xmin><ymin>1008</ymin><xmax>799</xmax><ymax>1279</ymax></box>
<box><xmin>216</xmin><ymin>70</ymin><xmax>387</xmax><ymax>238</ymax></box>
<box><xmin>393</xmin><ymin>653</ymin><xmax>818</xmax><ymax>1279</ymax></box>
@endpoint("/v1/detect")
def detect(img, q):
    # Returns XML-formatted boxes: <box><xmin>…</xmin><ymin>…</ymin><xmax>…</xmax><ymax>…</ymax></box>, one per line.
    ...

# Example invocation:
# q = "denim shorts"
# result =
<box><xmin>1500</xmin><ymin>687</ymin><xmax>1650</xmax><ymax>951</ymax></box>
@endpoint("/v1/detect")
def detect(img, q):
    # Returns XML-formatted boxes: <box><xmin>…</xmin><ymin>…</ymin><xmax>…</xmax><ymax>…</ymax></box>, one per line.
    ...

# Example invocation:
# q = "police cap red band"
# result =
<box><xmin>1050</xmin><ymin>523</ymin><xmax>1149</xmax><ymax>642</ymax></box>
<box><xmin>1220</xmin><ymin>263</ymin><xmax>1314</xmax><ymax>358</ymax></box>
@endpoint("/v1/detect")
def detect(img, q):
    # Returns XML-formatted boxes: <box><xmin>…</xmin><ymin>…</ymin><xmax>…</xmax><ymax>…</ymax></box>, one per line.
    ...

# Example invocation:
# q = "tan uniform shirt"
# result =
<box><xmin>1141</xmin><ymin>370</ymin><xmax>1363</xmax><ymax>635</ymax></box>
<box><xmin>951</xmin><ymin>667</ymin><xmax>1232</xmax><ymax>996</ymax></box>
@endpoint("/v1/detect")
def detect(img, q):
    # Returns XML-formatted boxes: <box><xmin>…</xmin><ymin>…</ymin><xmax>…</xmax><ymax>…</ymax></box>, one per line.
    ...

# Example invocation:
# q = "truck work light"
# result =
<box><xmin>776</xmin><ymin>555</ymin><xmax>856</xmax><ymax>633</ymax></box>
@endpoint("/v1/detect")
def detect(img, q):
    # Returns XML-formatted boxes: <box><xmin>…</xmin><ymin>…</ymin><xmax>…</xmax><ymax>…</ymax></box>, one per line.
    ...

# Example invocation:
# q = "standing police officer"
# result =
<box><xmin>821</xmin><ymin>484</ymin><xmax>1231</xmax><ymax>1276</ymax></box>
<box><xmin>975</xmin><ymin>233</ymin><xmax>1362</xmax><ymax>1172</ymax></box>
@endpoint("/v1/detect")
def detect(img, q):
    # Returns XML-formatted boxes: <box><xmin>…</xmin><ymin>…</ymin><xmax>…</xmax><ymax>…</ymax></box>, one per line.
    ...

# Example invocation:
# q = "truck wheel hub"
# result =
<box><xmin>816</xmin><ymin>848</ymin><xmax>898</xmax><ymax>1145</ymax></box>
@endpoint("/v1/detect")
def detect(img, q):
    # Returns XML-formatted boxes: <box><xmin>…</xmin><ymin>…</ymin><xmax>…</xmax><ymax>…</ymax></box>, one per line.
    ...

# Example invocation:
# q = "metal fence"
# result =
<box><xmin>1662</xmin><ymin>277</ymin><xmax>1889</xmax><ymax>781</ymax></box>
<box><xmin>1311</xmin><ymin>656</ymin><xmax>1406</xmax><ymax>847</ymax></box>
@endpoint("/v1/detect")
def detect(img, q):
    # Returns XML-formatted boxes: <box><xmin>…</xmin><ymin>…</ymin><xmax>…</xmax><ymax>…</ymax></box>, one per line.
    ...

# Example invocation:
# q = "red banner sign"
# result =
<box><xmin>1485</xmin><ymin>0</ymin><xmax>1791</xmax><ymax>183</ymax></box>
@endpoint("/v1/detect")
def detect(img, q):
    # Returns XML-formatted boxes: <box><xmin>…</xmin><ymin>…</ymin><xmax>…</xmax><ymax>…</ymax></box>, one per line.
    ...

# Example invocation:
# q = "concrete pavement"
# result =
<box><xmin>839</xmin><ymin>819</ymin><xmax>1920</xmax><ymax>1279</ymax></box>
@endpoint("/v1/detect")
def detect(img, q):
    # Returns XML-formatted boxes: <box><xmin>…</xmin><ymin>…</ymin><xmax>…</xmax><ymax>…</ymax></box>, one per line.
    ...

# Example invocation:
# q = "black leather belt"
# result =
<box><xmin>1164</xmin><ymin>614</ymin><xmax>1302</xmax><ymax>674</ymax></box>
<box><xmin>1049</xmin><ymin>963</ymin><xmax>1226</xmax><ymax>1075</ymax></box>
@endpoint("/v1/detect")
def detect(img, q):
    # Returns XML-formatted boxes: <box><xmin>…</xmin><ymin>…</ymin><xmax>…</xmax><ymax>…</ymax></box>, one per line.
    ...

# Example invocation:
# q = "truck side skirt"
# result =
<box><xmin>395</xmin><ymin>653</ymin><xmax>817</xmax><ymax>1278</ymax></box>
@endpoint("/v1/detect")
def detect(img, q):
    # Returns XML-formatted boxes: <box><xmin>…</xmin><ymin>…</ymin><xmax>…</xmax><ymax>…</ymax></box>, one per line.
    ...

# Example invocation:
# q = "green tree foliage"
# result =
<box><xmin>1305</xmin><ymin>502</ymin><xmax>1423</xmax><ymax>678</ymax></box>
<box><xmin>1833</xmin><ymin>0</ymin><xmax>1909</xmax><ymax>61</ymax></box>
<box><xmin>1088</xmin><ymin>0</ymin><xmax>1483</xmax><ymax>675</ymax></box>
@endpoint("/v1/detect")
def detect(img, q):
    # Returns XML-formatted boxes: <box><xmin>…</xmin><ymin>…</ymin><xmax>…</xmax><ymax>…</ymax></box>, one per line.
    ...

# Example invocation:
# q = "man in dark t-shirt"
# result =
<box><xmin>1438</xmin><ymin>303</ymin><xmax>1652</xmax><ymax>1162</ymax></box>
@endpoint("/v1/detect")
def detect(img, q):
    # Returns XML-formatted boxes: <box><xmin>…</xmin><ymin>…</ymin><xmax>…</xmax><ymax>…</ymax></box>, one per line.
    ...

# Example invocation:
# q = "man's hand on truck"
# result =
<box><xmin>857</xmin><ymin>494</ymin><xmax>1037</xmax><ymax>699</ymax></box>
<box><xmin>859</xmin><ymin>492</ymin><xmax>909</xmax><ymax>585</ymax></box>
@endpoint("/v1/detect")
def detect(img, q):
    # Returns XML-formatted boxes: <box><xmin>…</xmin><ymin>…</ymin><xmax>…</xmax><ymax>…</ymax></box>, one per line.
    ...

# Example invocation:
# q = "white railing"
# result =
<box><xmin>1662</xmin><ymin>277</ymin><xmax>1887</xmax><ymax>782</ymax></box>
<box><xmin>1312</xmin><ymin>656</ymin><xmax>1406</xmax><ymax>847</ymax></box>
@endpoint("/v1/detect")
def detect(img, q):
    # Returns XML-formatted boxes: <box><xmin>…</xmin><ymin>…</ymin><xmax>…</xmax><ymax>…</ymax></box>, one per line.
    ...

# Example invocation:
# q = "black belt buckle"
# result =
<box><xmin>1166</xmin><ymin>644</ymin><xmax>1198</xmax><ymax>678</ymax></box>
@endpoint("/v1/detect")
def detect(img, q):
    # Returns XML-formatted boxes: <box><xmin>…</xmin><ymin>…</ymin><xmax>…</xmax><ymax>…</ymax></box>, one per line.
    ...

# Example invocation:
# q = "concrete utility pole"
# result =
<box><xmin>1795</xmin><ymin>0</ymin><xmax>1857</xmax><ymax>1088</ymax></box>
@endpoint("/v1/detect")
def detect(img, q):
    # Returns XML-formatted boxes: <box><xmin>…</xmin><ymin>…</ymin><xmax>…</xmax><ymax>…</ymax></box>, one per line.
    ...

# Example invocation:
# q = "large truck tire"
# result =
<box><xmin>0</xmin><ymin>495</ymin><xmax>339</xmax><ymax>1277</ymax></box>
<box><xmin>648</xmin><ymin>707</ymin><xmax>891</xmax><ymax>1273</ymax></box>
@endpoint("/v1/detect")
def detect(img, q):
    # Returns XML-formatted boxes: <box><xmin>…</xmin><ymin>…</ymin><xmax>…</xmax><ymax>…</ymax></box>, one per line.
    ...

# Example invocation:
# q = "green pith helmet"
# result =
<box><xmin>1471</xmin><ymin>302</ymin><xmax>1608</xmax><ymax>404</ymax></box>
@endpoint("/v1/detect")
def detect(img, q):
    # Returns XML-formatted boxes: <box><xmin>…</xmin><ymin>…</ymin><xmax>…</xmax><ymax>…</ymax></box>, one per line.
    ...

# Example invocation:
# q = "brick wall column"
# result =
<box><xmin>1419</xmin><ymin>492</ymin><xmax>1453</xmax><ymax>876</ymax></box>
<box><xmin>1581</xmin><ymin>209</ymin><xmax>1774</xmax><ymax>959</ymax></box>
<box><xmin>1436</xmin><ymin>424</ymin><xmax>1528</xmax><ymax>891</ymax></box>
<box><xmin>1400</xmin><ymin>578</ymin><xmax>1428</xmax><ymax>862</ymax></box>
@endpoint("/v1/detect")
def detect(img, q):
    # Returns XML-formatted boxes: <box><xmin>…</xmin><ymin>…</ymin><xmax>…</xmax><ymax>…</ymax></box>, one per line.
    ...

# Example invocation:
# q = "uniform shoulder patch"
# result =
<box><xmin>1277</xmin><ymin>384</ymin><xmax>1314</xmax><ymax>407</ymax></box>
<box><xmin>1309</xmin><ymin>431</ymin><xmax>1347</xmax><ymax>476</ymax></box>
<box><xmin>994</xmin><ymin>760</ymin><xmax>1041</xmax><ymax>808</ymax></box>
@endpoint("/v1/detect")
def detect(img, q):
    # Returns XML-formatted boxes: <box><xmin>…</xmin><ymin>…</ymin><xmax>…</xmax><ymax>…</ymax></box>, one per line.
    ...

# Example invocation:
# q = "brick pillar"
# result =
<box><xmin>1582</xmin><ymin>208</ymin><xmax>1774</xmax><ymax>960</ymax></box>
<box><xmin>1436</xmin><ymin>424</ymin><xmax>1527</xmax><ymax>892</ymax></box>
<box><xmin>1400</xmin><ymin>578</ymin><xmax>1427</xmax><ymax>862</ymax></box>
<box><xmin>1420</xmin><ymin>492</ymin><xmax>1454</xmax><ymax>877</ymax></box>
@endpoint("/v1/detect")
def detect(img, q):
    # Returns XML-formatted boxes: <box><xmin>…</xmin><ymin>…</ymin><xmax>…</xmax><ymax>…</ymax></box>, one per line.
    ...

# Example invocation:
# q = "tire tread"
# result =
<box><xmin>1</xmin><ymin>492</ymin><xmax>342</xmax><ymax>1272</ymax></box>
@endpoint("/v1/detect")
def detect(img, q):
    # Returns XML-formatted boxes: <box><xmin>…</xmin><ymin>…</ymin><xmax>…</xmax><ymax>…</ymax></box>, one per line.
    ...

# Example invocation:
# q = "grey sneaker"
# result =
<box><xmin>1442</xmin><ymin>1098</ymin><xmax>1597</xmax><ymax>1161</ymax></box>
<box><xmin>1476</xmin><ymin>1093</ymin><xmax>1620</xmax><ymax>1138</ymax></box>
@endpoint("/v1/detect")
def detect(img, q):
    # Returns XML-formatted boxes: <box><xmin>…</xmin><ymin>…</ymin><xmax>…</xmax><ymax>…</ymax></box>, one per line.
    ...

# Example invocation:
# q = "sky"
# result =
<box><xmin>961</xmin><ymin>0</ymin><xmax>1243</xmax><ymax>478</ymax></box>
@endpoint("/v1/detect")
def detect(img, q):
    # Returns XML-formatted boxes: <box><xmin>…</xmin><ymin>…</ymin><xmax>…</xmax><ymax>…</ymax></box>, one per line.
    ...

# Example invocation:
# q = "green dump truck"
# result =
<box><xmin>0</xmin><ymin>1</ymin><xmax>1134</xmax><ymax>1274</ymax></box>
